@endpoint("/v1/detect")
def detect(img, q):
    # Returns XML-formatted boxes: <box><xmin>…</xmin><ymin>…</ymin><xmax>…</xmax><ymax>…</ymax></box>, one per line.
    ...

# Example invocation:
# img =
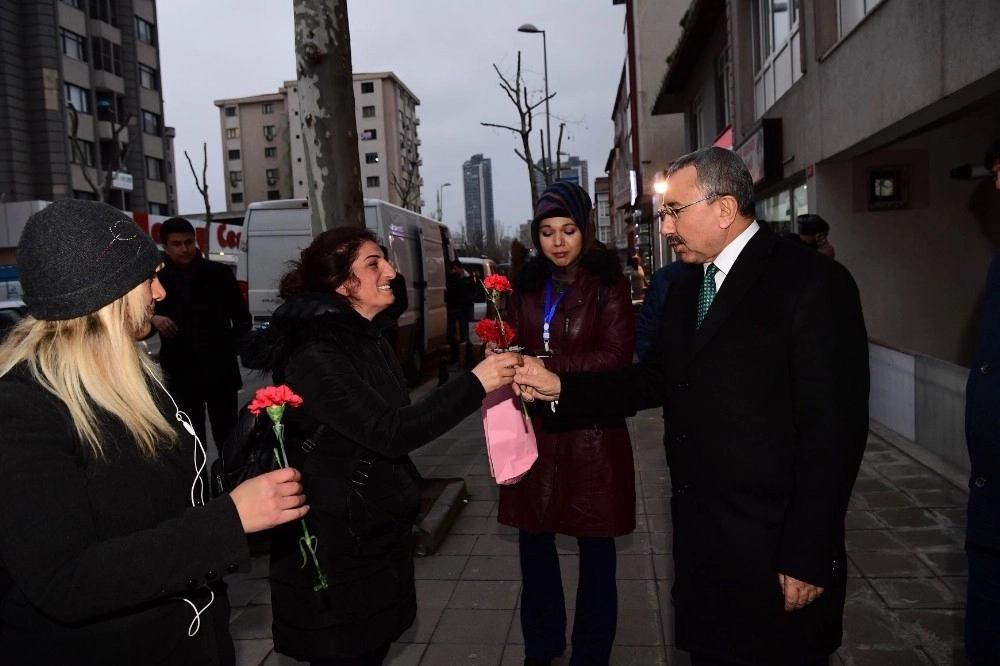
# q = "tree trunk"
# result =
<box><xmin>293</xmin><ymin>0</ymin><xmax>364</xmax><ymax>234</ymax></box>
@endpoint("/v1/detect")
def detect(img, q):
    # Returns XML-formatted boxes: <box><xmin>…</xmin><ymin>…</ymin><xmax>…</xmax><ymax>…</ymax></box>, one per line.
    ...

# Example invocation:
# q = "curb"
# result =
<box><xmin>413</xmin><ymin>477</ymin><xmax>469</xmax><ymax>556</ymax></box>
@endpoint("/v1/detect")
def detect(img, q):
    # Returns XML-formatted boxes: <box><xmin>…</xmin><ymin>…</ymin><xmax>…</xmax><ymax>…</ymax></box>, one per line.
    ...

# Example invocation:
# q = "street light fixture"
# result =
<box><xmin>436</xmin><ymin>182</ymin><xmax>452</xmax><ymax>222</ymax></box>
<box><xmin>517</xmin><ymin>23</ymin><xmax>552</xmax><ymax>186</ymax></box>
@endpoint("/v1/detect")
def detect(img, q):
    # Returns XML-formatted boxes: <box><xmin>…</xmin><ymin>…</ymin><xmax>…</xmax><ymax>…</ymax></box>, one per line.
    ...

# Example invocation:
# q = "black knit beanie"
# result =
<box><xmin>17</xmin><ymin>199</ymin><xmax>162</xmax><ymax>320</ymax></box>
<box><xmin>531</xmin><ymin>181</ymin><xmax>594</xmax><ymax>250</ymax></box>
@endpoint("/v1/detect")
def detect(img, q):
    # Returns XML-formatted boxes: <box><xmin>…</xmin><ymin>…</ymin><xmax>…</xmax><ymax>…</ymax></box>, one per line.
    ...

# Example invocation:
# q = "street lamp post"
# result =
<box><xmin>436</xmin><ymin>182</ymin><xmax>452</xmax><ymax>222</ymax></box>
<box><xmin>517</xmin><ymin>23</ymin><xmax>552</xmax><ymax>186</ymax></box>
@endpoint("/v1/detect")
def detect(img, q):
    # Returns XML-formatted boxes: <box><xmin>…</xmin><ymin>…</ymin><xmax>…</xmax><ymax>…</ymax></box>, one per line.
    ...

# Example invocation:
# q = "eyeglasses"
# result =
<box><xmin>658</xmin><ymin>194</ymin><xmax>718</xmax><ymax>221</ymax></box>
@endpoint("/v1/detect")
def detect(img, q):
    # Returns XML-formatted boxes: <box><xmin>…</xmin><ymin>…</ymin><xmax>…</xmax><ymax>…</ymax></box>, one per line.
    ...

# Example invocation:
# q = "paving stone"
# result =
<box><xmin>849</xmin><ymin>551</ymin><xmax>935</xmax><ymax>577</ymax></box>
<box><xmin>892</xmin><ymin>476</ymin><xmax>962</xmax><ymax>492</ymax></box>
<box><xmin>841</xmin><ymin>579</ymin><xmax>909</xmax><ymax>646</ymax></box>
<box><xmin>894</xmin><ymin>609</ymin><xmax>966</xmax><ymax>664</ymax></box>
<box><xmin>616</xmin><ymin>554</ymin><xmax>655</xmax><ymax>579</ymax></box>
<box><xmin>845</xmin><ymin>510</ymin><xmax>885</xmax><ymax>530</ymax></box>
<box><xmin>229</xmin><ymin>577</ymin><xmax>269</xmax><ymax>608</ymax></box>
<box><xmin>435</xmin><ymin>533</ymin><xmax>479</xmax><ymax>556</ymax></box>
<box><xmin>609</xmin><ymin>646</ymin><xmax>670</xmax><ymax>665</ymax></box>
<box><xmin>471</xmin><ymin>534</ymin><xmax>520</xmax><ymax>556</ymax></box>
<box><xmin>856</xmin><ymin>491</ymin><xmax>917</xmax><ymax>510</ymax></box>
<box><xmin>467</xmin><ymin>485</ymin><xmax>501</xmax><ymax>501</ymax></box>
<box><xmin>875</xmin><ymin>508</ymin><xmax>941</xmax><ymax>529</ymax></box>
<box><xmin>909</xmin><ymin>489</ymin><xmax>969</xmax><ymax>508</ymax></box>
<box><xmin>870</xmin><ymin>577</ymin><xmax>962</xmax><ymax>609</ymax></box>
<box><xmin>449</xmin><ymin>580</ymin><xmax>522</xmax><ymax>609</ymax></box>
<box><xmin>420</xmin><ymin>642</ymin><xmax>505</xmax><ymax>665</ymax></box>
<box><xmin>917</xmin><ymin>548</ymin><xmax>968</xmax><ymax>576</ymax></box>
<box><xmin>451</xmin><ymin>515</ymin><xmax>491</xmax><ymax>534</ymax></box>
<box><xmin>642</xmin><ymin>482</ymin><xmax>672</xmax><ymax>498</ymax></box>
<box><xmin>261</xmin><ymin>650</ymin><xmax>305</xmax><ymax>665</ymax></box>
<box><xmin>396</xmin><ymin>605</ymin><xmax>443</xmax><ymax>643</ymax></box>
<box><xmin>653</xmin><ymin>553</ymin><xmax>674</xmax><ymax>581</ymax></box>
<box><xmin>414</xmin><ymin>555</ymin><xmax>469</xmax><ymax>580</ymax></box>
<box><xmin>837</xmin><ymin>647</ymin><xmax>933</xmax><ymax>665</ymax></box>
<box><xmin>645</xmin><ymin>497</ymin><xmax>671</xmax><ymax>515</ymax></box>
<box><xmin>893</xmin><ymin>528</ymin><xmax>964</xmax><ymax>549</ymax></box>
<box><xmin>233</xmin><ymin>640</ymin><xmax>273</xmax><ymax>666</ymax></box>
<box><xmin>385</xmin><ymin>642</ymin><xmax>425</xmax><ymax>666</ymax></box>
<box><xmin>431</xmin><ymin>609</ymin><xmax>514</xmax><ymax>644</ymax></box>
<box><xmin>415</xmin><ymin>579</ymin><xmax>457</xmax><ymax>608</ymax></box>
<box><xmin>932</xmin><ymin>508</ymin><xmax>967</xmax><ymax>528</ymax></box>
<box><xmin>646</xmin><ymin>513</ymin><xmax>672</xmax><ymax>533</ymax></box>
<box><xmin>845</xmin><ymin>529</ymin><xmax>907</xmax><ymax>552</ymax></box>
<box><xmin>875</xmin><ymin>461</ymin><xmax>932</xmax><ymax>477</ymax></box>
<box><xmin>463</xmin><ymin>500</ymin><xmax>497</xmax><ymax>516</ymax></box>
<box><xmin>462</xmin><ymin>555</ymin><xmax>523</xmax><ymax>580</ymax></box>
<box><xmin>229</xmin><ymin>604</ymin><xmax>273</xmax><ymax>640</ymax></box>
<box><xmin>941</xmin><ymin>576</ymin><xmax>968</xmax><ymax>601</ymax></box>
<box><xmin>613</xmin><ymin>608</ymin><xmax>664</xmax><ymax>645</ymax></box>
<box><xmin>616</xmin><ymin>532</ymin><xmax>654</xmax><ymax>555</ymax></box>
<box><xmin>616</xmin><ymin>579</ymin><xmax>660</xmax><ymax>610</ymax></box>
<box><xmin>853</xmin><ymin>477</ymin><xmax>894</xmax><ymax>493</ymax></box>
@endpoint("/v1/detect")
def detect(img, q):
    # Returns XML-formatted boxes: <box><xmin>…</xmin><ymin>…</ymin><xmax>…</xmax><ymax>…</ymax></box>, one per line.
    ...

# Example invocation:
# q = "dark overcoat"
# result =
<box><xmin>0</xmin><ymin>368</ymin><xmax>250</xmax><ymax>665</ymax></box>
<box><xmin>244</xmin><ymin>294</ymin><xmax>485</xmax><ymax>661</ymax></box>
<box><xmin>155</xmin><ymin>255</ymin><xmax>252</xmax><ymax>391</ymax></box>
<box><xmin>497</xmin><ymin>249</ymin><xmax>636</xmax><ymax>538</ymax></box>
<box><xmin>557</xmin><ymin>226</ymin><xmax>870</xmax><ymax>664</ymax></box>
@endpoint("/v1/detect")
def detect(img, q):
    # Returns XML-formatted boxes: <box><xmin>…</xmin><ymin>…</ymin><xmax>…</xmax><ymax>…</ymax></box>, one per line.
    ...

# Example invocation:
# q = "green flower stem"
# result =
<box><xmin>270</xmin><ymin>421</ymin><xmax>329</xmax><ymax>590</ymax></box>
<box><xmin>486</xmin><ymin>289</ymin><xmax>529</xmax><ymax>422</ymax></box>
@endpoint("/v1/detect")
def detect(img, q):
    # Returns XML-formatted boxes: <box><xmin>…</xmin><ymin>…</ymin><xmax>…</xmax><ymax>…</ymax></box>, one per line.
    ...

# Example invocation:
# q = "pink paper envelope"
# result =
<box><xmin>481</xmin><ymin>385</ymin><xmax>538</xmax><ymax>485</ymax></box>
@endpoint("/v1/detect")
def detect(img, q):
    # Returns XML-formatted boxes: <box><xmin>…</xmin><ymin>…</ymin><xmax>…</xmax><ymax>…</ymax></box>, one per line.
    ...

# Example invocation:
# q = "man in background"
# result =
<box><xmin>788</xmin><ymin>214</ymin><xmax>836</xmax><ymax>259</ymax></box>
<box><xmin>152</xmin><ymin>217</ymin><xmax>251</xmax><ymax>450</ymax></box>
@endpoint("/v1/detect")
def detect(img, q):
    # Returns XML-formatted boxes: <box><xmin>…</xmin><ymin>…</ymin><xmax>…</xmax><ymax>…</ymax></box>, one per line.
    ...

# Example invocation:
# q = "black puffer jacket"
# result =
<box><xmin>243</xmin><ymin>293</ymin><xmax>485</xmax><ymax>661</ymax></box>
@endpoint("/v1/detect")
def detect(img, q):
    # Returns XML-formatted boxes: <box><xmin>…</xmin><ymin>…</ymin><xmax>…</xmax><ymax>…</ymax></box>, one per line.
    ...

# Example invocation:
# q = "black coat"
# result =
<box><xmin>244</xmin><ymin>293</ymin><xmax>486</xmax><ymax>661</ymax></box>
<box><xmin>966</xmin><ymin>251</ymin><xmax>1000</xmax><ymax>550</ymax></box>
<box><xmin>155</xmin><ymin>255</ymin><xmax>251</xmax><ymax>391</ymax></box>
<box><xmin>0</xmin><ymin>368</ymin><xmax>250</xmax><ymax>665</ymax></box>
<box><xmin>556</xmin><ymin>226</ymin><xmax>870</xmax><ymax>664</ymax></box>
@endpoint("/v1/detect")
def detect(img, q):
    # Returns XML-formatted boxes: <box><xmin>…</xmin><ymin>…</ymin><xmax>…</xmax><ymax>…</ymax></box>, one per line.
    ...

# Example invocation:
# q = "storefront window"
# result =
<box><xmin>756</xmin><ymin>184</ymin><xmax>808</xmax><ymax>238</ymax></box>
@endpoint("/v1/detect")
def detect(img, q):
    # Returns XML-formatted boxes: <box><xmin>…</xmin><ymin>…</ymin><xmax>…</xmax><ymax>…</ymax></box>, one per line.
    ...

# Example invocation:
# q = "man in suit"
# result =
<box><xmin>513</xmin><ymin>147</ymin><xmax>870</xmax><ymax>665</ymax></box>
<box><xmin>964</xmin><ymin>138</ymin><xmax>1000</xmax><ymax>665</ymax></box>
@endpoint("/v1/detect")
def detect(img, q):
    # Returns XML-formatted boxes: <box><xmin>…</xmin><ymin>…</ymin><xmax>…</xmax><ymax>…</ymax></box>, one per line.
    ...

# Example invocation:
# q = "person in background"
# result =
<box><xmin>624</xmin><ymin>254</ymin><xmax>648</xmax><ymax>301</ymax></box>
<box><xmin>634</xmin><ymin>259</ymin><xmax>698</xmax><ymax>360</ymax></box>
<box><xmin>513</xmin><ymin>147</ymin><xmax>869</xmax><ymax>666</ymax></box>
<box><xmin>152</xmin><ymin>217</ymin><xmax>252</xmax><ymax>450</ymax></box>
<box><xmin>445</xmin><ymin>259</ymin><xmax>475</xmax><ymax>364</ymax></box>
<box><xmin>495</xmin><ymin>181</ymin><xmax>636</xmax><ymax>666</ymax></box>
<box><xmin>242</xmin><ymin>227</ymin><xmax>522</xmax><ymax>666</ymax></box>
<box><xmin>0</xmin><ymin>200</ymin><xmax>307</xmax><ymax>665</ymax></box>
<box><xmin>787</xmin><ymin>214</ymin><xmax>836</xmax><ymax>259</ymax></box>
<box><xmin>963</xmin><ymin>137</ymin><xmax>1000</xmax><ymax>665</ymax></box>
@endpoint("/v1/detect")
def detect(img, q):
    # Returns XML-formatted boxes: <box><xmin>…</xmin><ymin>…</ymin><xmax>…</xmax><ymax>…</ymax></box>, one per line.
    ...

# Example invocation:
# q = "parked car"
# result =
<box><xmin>458</xmin><ymin>257</ymin><xmax>497</xmax><ymax>321</ymax></box>
<box><xmin>0</xmin><ymin>300</ymin><xmax>27</xmax><ymax>342</ymax></box>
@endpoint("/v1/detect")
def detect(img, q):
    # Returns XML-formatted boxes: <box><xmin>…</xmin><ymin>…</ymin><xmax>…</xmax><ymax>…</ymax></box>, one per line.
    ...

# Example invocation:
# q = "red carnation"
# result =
<box><xmin>475</xmin><ymin>318</ymin><xmax>516</xmax><ymax>347</ymax></box>
<box><xmin>482</xmin><ymin>274</ymin><xmax>512</xmax><ymax>294</ymax></box>
<box><xmin>248</xmin><ymin>384</ymin><xmax>303</xmax><ymax>416</ymax></box>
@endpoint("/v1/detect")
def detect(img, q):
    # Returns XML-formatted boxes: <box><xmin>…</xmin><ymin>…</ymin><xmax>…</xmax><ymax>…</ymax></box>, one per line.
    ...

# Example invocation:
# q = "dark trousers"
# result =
<box><xmin>447</xmin><ymin>307</ymin><xmax>471</xmax><ymax>361</ymax></box>
<box><xmin>966</xmin><ymin>544</ymin><xmax>1000</xmax><ymax>664</ymax></box>
<box><xmin>171</xmin><ymin>379</ymin><xmax>239</xmax><ymax>452</ymax></box>
<box><xmin>519</xmin><ymin>530</ymin><xmax>617</xmax><ymax>666</ymax></box>
<box><xmin>690</xmin><ymin>655</ymin><xmax>828</xmax><ymax>666</ymax></box>
<box><xmin>309</xmin><ymin>642</ymin><xmax>390</xmax><ymax>666</ymax></box>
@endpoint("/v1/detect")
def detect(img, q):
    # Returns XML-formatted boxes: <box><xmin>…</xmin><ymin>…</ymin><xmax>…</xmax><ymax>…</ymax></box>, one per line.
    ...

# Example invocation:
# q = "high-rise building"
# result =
<box><xmin>0</xmin><ymin>0</ymin><xmax>177</xmax><ymax>215</ymax></box>
<box><xmin>462</xmin><ymin>153</ymin><xmax>494</xmax><ymax>246</ymax></box>
<box><xmin>215</xmin><ymin>72</ymin><xmax>423</xmax><ymax>213</ymax></box>
<box><xmin>533</xmin><ymin>155</ymin><xmax>590</xmax><ymax>198</ymax></box>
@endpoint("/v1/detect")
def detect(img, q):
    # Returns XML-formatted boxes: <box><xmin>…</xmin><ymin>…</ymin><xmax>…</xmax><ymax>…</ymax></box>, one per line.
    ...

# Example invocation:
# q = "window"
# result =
<box><xmin>145</xmin><ymin>156</ymin><xmax>163</xmax><ymax>181</ymax></box>
<box><xmin>267</xmin><ymin>190</ymin><xmax>281</xmax><ymax>200</ymax></box>
<box><xmin>263</xmin><ymin>125</ymin><xmax>276</xmax><ymax>141</ymax></box>
<box><xmin>224</xmin><ymin>106</ymin><xmax>237</xmax><ymax>117</ymax></box>
<box><xmin>91</xmin><ymin>37</ymin><xmax>121</xmax><ymax>76</ymax></box>
<box><xmin>135</xmin><ymin>17</ymin><xmax>156</xmax><ymax>45</ymax></box>
<box><xmin>264</xmin><ymin>147</ymin><xmax>277</xmax><ymax>158</ymax></box>
<box><xmin>360</xmin><ymin>81</ymin><xmax>374</xmax><ymax>94</ymax></box>
<box><xmin>751</xmin><ymin>0</ymin><xmax>802</xmax><ymax>119</ymax></box>
<box><xmin>839</xmin><ymin>0</ymin><xmax>882</xmax><ymax>37</ymax></box>
<box><xmin>714</xmin><ymin>48</ymin><xmax>732</xmax><ymax>132</ymax></box>
<box><xmin>231</xmin><ymin>192</ymin><xmax>244</xmax><ymax>204</ymax></box>
<box><xmin>362</xmin><ymin>105</ymin><xmax>376</xmax><ymax>118</ymax></box>
<box><xmin>61</xmin><ymin>29</ymin><xmax>86</xmax><ymax>61</ymax></box>
<box><xmin>149</xmin><ymin>202</ymin><xmax>169</xmax><ymax>215</ymax></box>
<box><xmin>599</xmin><ymin>224</ymin><xmax>610</xmax><ymax>244</ymax></box>
<box><xmin>73</xmin><ymin>189</ymin><xmax>98</xmax><ymax>201</ymax></box>
<box><xmin>228</xmin><ymin>149</ymin><xmax>241</xmax><ymax>160</ymax></box>
<box><xmin>360</xmin><ymin>129</ymin><xmax>377</xmax><ymax>141</ymax></box>
<box><xmin>365</xmin><ymin>152</ymin><xmax>379</xmax><ymax>164</ymax></box>
<box><xmin>226</xmin><ymin>128</ymin><xmax>240</xmax><ymax>139</ymax></box>
<box><xmin>61</xmin><ymin>0</ymin><xmax>83</xmax><ymax>8</ymax></box>
<box><xmin>68</xmin><ymin>137</ymin><xmax>95</xmax><ymax>166</ymax></box>
<box><xmin>867</xmin><ymin>165</ymin><xmax>908</xmax><ymax>211</ymax></box>
<box><xmin>229</xmin><ymin>170</ymin><xmax>242</xmax><ymax>183</ymax></box>
<box><xmin>265</xmin><ymin>168</ymin><xmax>279</xmax><ymax>181</ymax></box>
<box><xmin>261</xmin><ymin>103</ymin><xmax>274</xmax><ymax>114</ymax></box>
<box><xmin>366</xmin><ymin>176</ymin><xmax>380</xmax><ymax>188</ymax></box>
<box><xmin>598</xmin><ymin>199</ymin><xmax>610</xmax><ymax>217</ymax></box>
<box><xmin>89</xmin><ymin>0</ymin><xmax>117</xmax><ymax>27</ymax></box>
<box><xmin>141</xmin><ymin>110</ymin><xmax>161</xmax><ymax>136</ymax></box>
<box><xmin>64</xmin><ymin>83</ymin><xmax>90</xmax><ymax>113</ymax></box>
<box><xmin>138</xmin><ymin>64</ymin><xmax>158</xmax><ymax>90</ymax></box>
<box><xmin>687</xmin><ymin>93</ymin><xmax>703</xmax><ymax>150</ymax></box>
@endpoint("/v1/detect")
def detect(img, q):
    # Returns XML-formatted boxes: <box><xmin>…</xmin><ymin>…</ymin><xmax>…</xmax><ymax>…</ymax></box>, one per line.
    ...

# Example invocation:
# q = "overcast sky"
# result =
<box><xmin>158</xmin><ymin>1</ymin><xmax>626</xmax><ymax>237</ymax></box>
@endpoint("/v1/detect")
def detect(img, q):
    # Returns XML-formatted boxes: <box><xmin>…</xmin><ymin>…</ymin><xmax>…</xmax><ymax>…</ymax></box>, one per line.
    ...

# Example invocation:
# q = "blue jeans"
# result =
<box><xmin>966</xmin><ymin>544</ymin><xmax>1000</xmax><ymax>664</ymax></box>
<box><xmin>518</xmin><ymin>530</ymin><xmax>617</xmax><ymax>665</ymax></box>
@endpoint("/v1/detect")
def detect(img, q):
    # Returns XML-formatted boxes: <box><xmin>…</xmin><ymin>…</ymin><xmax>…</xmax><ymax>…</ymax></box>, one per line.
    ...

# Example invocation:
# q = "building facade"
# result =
<box><xmin>652</xmin><ymin>0</ymin><xmax>1000</xmax><ymax>469</ymax></box>
<box><xmin>462</xmin><ymin>153</ymin><xmax>495</xmax><ymax>247</ymax></box>
<box><xmin>215</xmin><ymin>72</ymin><xmax>423</xmax><ymax>213</ymax></box>
<box><xmin>532</xmin><ymin>155</ymin><xmax>591</xmax><ymax>197</ymax></box>
<box><xmin>0</xmin><ymin>0</ymin><xmax>177</xmax><ymax>216</ymax></box>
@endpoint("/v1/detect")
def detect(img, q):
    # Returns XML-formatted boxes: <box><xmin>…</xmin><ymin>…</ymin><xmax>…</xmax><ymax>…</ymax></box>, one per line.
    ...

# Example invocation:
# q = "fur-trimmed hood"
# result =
<box><xmin>513</xmin><ymin>247</ymin><xmax>624</xmax><ymax>293</ymax></box>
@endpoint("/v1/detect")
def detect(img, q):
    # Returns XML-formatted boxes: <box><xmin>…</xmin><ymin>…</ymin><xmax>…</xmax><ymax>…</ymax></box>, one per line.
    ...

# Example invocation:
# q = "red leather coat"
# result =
<box><xmin>498</xmin><ymin>250</ymin><xmax>636</xmax><ymax>537</ymax></box>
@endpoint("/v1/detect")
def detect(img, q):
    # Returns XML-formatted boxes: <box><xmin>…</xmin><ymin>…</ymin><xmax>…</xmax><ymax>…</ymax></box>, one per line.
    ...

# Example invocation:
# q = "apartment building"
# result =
<box><xmin>651</xmin><ymin>0</ymin><xmax>1000</xmax><ymax>469</ymax></box>
<box><xmin>462</xmin><ymin>153</ymin><xmax>495</xmax><ymax>247</ymax></box>
<box><xmin>0</xmin><ymin>0</ymin><xmax>177</xmax><ymax>215</ymax></box>
<box><xmin>532</xmin><ymin>154</ymin><xmax>591</xmax><ymax>200</ymax></box>
<box><xmin>215</xmin><ymin>72</ymin><xmax>423</xmax><ymax>213</ymax></box>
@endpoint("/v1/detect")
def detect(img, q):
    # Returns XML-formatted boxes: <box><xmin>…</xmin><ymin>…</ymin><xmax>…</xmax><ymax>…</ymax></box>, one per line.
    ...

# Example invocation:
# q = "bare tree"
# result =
<box><xmin>184</xmin><ymin>143</ymin><xmax>212</xmax><ymax>223</ymax></box>
<box><xmin>391</xmin><ymin>154</ymin><xmax>421</xmax><ymax>211</ymax></box>
<box><xmin>67</xmin><ymin>103</ymin><xmax>133</xmax><ymax>206</ymax></box>
<box><xmin>481</xmin><ymin>52</ymin><xmax>555</xmax><ymax>207</ymax></box>
<box><xmin>293</xmin><ymin>0</ymin><xmax>365</xmax><ymax>234</ymax></box>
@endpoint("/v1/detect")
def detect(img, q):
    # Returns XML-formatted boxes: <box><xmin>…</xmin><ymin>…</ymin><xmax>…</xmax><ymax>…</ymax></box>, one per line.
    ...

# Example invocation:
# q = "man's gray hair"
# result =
<box><xmin>666</xmin><ymin>147</ymin><xmax>756</xmax><ymax>218</ymax></box>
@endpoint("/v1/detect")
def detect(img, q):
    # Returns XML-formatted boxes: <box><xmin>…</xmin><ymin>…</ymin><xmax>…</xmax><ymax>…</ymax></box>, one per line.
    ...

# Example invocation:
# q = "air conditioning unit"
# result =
<box><xmin>414</xmin><ymin>116</ymin><xmax>421</xmax><ymax>125</ymax></box>
<box><xmin>267</xmin><ymin>178</ymin><xmax>277</xmax><ymax>186</ymax></box>
<box><xmin>415</xmin><ymin>137</ymin><xmax>422</xmax><ymax>146</ymax></box>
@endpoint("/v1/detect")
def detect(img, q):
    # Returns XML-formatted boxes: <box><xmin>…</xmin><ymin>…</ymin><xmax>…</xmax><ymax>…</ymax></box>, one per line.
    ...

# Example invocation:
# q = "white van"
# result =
<box><xmin>237</xmin><ymin>198</ymin><xmax>455</xmax><ymax>385</ymax></box>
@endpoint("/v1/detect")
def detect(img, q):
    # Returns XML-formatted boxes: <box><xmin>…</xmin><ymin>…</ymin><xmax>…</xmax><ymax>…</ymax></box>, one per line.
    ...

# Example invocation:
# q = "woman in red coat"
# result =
<box><xmin>498</xmin><ymin>181</ymin><xmax>636</xmax><ymax>666</ymax></box>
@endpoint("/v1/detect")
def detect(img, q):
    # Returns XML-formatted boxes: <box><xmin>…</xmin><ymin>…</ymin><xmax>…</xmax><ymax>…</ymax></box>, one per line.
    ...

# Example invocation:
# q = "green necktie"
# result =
<box><xmin>697</xmin><ymin>263</ymin><xmax>719</xmax><ymax>329</ymax></box>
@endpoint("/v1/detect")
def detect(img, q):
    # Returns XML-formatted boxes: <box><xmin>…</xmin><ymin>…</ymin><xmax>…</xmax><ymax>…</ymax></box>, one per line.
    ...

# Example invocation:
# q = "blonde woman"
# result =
<box><xmin>0</xmin><ymin>200</ymin><xmax>307</xmax><ymax>665</ymax></box>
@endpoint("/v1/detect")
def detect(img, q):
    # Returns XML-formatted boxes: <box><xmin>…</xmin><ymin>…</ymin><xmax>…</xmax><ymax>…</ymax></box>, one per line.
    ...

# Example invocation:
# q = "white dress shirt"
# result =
<box><xmin>703</xmin><ymin>221</ymin><xmax>760</xmax><ymax>290</ymax></box>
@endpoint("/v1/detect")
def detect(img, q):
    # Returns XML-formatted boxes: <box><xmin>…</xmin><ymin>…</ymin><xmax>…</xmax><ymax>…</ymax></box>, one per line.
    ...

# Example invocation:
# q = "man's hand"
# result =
<box><xmin>151</xmin><ymin>314</ymin><xmax>178</xmax><ymax>338</ymax></box>
<box><xmin>778</xmin><ymin>573</ymin><xmax>824</xmax><ymax>611</ymax></box>
<box><xmin>513</xmin><ymin>357</ymin><xmax>561</xmax><ymax>402</ymax></box>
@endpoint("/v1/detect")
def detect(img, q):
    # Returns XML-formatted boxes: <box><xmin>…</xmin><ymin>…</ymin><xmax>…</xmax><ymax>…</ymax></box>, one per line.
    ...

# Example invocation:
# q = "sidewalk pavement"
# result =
<box><xmin>227</xmin><ymin>373</ymin><xmax>971</xmax><ymax>666</ymax></box>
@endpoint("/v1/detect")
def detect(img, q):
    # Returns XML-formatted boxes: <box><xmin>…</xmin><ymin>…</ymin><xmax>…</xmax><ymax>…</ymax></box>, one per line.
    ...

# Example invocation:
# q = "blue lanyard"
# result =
<box><xmin>542</xmin><ymin>276</ymin><xmax>567</xmax><ymax>353</ymax></box>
